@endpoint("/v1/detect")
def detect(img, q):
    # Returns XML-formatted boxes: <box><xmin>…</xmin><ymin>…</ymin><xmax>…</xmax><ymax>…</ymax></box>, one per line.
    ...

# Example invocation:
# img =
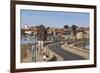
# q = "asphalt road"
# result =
<box><xmin>48</xmin><ymin>43</ymin><xmax>85</xmax><ymax>61</ymax></box>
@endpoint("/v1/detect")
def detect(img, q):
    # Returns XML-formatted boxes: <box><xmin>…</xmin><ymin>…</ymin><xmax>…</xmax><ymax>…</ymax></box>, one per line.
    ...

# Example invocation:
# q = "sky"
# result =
<box><xmin>21</xmin><ymin>9</ymin><xmax>90</xmax><ymax>28</ymax></box>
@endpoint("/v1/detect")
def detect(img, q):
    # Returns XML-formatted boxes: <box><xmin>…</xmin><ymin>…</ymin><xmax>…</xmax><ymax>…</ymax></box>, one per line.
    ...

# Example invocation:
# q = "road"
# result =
<box><xmin>48</xmin><ymin>43</ymin><xmax>85</xmax><ymax>60</ymax></box>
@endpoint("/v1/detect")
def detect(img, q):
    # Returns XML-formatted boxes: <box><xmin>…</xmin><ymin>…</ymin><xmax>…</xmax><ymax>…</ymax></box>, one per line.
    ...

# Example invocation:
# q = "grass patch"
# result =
<box><xmin>21</xmin><ymin>44</ymin><xmax>29</xmax><ymax>62</ymax></box>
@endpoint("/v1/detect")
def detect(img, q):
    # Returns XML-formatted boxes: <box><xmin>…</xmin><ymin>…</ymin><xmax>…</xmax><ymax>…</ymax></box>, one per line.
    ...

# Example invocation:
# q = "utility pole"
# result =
<box><xmin>35</xmin><ymin>32</ymin><xmax>37</xmax><ymax>62</ymax></box>
<box><xmin>32</xmin><ymin>32</ymin><xmax>35</xmax><ymax>62</ymax></box>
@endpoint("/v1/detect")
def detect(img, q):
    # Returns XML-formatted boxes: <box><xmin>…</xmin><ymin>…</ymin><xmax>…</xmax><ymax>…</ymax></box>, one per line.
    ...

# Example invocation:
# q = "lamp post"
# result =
<box><xmin>82</xmin><ymin>28</ymin><xmax>85</xmax><ymax>50</ymax></box>
<box><xmin>32</xmin><ymin>32</ymin><xmax>35</xmax><ymax>62</ymax></box>
<box><xmin>31</xmin><ymin>31</ymin><xmax>37</xmax><ymax>62</ymax></box>
<box><xmin>35</xmin><ymin>32</ymin><xmax>37</xmax><ymax>62</ymax></box>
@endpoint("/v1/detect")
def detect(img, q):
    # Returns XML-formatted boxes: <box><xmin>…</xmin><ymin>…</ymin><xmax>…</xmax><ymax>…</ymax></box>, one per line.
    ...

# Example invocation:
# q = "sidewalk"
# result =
<box><xmin>61</xmin><ymin>43</ymin><xmax>89</xmax><ymax>59</ymax></box>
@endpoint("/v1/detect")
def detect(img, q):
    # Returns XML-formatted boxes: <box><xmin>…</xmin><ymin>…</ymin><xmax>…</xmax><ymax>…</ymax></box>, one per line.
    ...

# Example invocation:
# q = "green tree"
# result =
<box><xmin>81</xmin><ymin>27</ymin><xmax>85</xmax><ymax>49</ymax></box>
<box><xmin>71</xmin><ymin>25</ymin><xmax>77</xmax><ymax>43</ymax></box>
<box><xmin>37</xmin><ymin>24</ymin><xmax>47</xmax><ymax>51</ymax></box>
<box><xmin>37</xmin><ymin>25</ymin><xmax>47</xmax><ymax>41</ymax></box>
<box><xmin>64</xmin><ymin>25</ymin><xmax>69</xmax><ymax>29</ymax></box>
<box><xmin>21</xmin><ymin>29</ymin><xmax>26</xmax><ymax>36</ymax></box>
<box><xmin>47</xmin><ymin>27</ymin><xmax>50</xmax><ymax>30</ymax></box>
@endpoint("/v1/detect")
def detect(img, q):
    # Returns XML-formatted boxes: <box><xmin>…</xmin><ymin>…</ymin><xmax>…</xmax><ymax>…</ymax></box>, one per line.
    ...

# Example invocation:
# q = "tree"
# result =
<box><xmin>71</xmin><ymin>25</ymin><xmax>77</xmax><ymax>43</ymax></box>
<box><xmin>37</xmin><ymin>24</ymin><xmax>47</xmax><ymax>43</ymax></box>
<box><xmin>47</xmin><ymin>27</ymin><xmax>50</xmax><ymax>30</ymax></box>
<box><xmin>81</xmin><ymin>27</ymin><xmax>85</xmax><ymax>49</ymax></box>
<box><xmin>39</xmin><ymin>25</ymin><xmax>46</xmax><ymax>30</ymax></box>
<box><xmin>64</xmin><ymin>25</ymin><xmax>69</xmax><ymax>29</ymax></box>
<box><xmin>71</xmin><ymin>25</ymin><xmax>77</xmax><ymax>35</ymax></box>
<box><xmin>21</xmin><ymin>29</ymin><xmax>26</xmax><ymax>36</ymax></box>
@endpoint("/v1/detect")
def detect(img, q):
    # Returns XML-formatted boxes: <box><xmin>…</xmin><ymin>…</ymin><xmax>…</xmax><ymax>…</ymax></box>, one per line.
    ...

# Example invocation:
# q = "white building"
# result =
<box><xmin>77</xmin><ymin>32</ymin><xmax>83</xmax><ymax>39</ymax></box>
<box><xmin>24</xmin><ymin>24</ymin><xmax>29</xmax><ymax>29</ymax></box>
<box><xmin>24</xmin><ymin>24</ymin><xmax>32</xmax><ymax>34</ymax></box>
<box><xmin>25</xmin><ymin>31</ymin><xmax>32</xmax><ymax>34</ymax></box>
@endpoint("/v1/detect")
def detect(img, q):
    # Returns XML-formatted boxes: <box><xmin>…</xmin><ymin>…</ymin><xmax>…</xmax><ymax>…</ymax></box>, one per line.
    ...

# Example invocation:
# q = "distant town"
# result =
<box><xmin>21</xmin><ymin>24</ymin><xmax>89</xmax><ymax>63</ymax></box>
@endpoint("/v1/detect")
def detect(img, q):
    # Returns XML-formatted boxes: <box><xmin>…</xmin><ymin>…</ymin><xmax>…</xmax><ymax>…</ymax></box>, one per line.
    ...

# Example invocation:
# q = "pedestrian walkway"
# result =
<box><xmin>61</xmin><ymin>43</ymin><xmax>89</xmax><ymax>59</ymax></box>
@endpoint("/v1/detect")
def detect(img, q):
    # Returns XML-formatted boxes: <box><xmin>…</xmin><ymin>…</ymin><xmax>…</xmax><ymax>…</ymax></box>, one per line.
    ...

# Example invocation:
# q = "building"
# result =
<box><xmin>76</xmin><ymin>32</ymin><xmax>83</xmax><ymax>39</ymax></box>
